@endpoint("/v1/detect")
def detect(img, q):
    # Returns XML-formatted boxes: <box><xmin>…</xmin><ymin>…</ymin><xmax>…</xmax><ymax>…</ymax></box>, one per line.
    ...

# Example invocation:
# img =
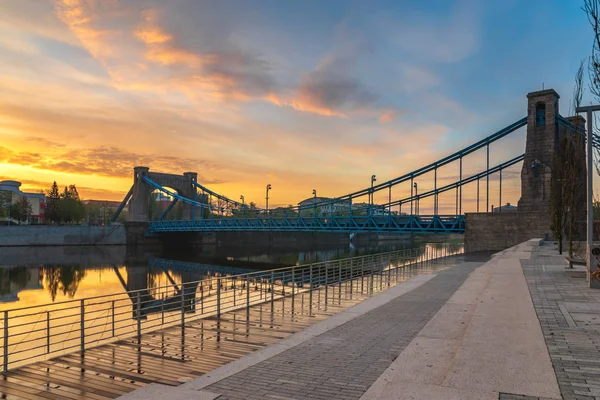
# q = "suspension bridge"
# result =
<box><xmin>112</xmin><ymin>89</ymin><xmax>594</xmax><ymax>236</ymax></box>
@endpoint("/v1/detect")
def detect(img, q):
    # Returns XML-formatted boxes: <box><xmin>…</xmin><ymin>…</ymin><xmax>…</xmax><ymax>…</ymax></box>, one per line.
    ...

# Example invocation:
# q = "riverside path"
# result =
<box><xmin>121</xmin><ymin>239</ymin><xmax>582</xmax><ymax>400</ymax></box>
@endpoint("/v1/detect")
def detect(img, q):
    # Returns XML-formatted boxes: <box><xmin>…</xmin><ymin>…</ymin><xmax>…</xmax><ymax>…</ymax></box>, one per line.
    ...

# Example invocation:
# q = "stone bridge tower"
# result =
<box><xmin>466</xmin><ymin>88</ymin><xmax>587</xmax><ymax>252</ymax></box>
<box><xmin>128</xmin><ymin>167</ymin><xmax>199</xmax><ymax>222</ymax></box>
<box><xmin>517</xmin><ymin>89</ymin><xmax>560</xmax><ymax>218</ymax></box>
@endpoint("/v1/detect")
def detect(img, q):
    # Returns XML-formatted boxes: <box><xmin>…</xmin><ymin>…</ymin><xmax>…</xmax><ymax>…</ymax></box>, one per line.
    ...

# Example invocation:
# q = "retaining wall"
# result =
<box><xmin>0</xmin><ymin>225</ymin><xmax>126</xmax><ymax>247</ymax></box>
<box><xmin>464</xmin><ymin>211</ymin><xmax>550</xmax><ymax>252</ymax></box>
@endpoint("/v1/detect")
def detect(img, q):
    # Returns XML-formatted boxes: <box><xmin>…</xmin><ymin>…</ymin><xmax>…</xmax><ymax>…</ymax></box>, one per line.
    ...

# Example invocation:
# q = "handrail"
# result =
<box><xmin>305</xmin><ymin>117</ymin><xmax>527</xmax><ymax>208</ymax></box>
<box><xmin>142</xmin><ymin>176</ymin><xmax>215</xmax><ymax>210</ymax></box>
<box><xmin>193</xmin><ymin>181</ymin><xmax>255</xmax><ymax>210</ymax></box>
<box><xmin>0</xmin><ymin>244</ymin><xmax>463</xmax><ymax>371</ymax></box>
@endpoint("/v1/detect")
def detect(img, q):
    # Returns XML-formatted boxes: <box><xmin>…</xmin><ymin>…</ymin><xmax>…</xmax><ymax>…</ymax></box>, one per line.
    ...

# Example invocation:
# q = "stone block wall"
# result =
<box><xmin>464</xmin><ymin>211</ymin><xmax>550</xmax><ymax>252</ymax></box>
<box><xmin>0</xmin><ymin>225</ymin><xmax>126</xmax><ymax>247</ymax></box>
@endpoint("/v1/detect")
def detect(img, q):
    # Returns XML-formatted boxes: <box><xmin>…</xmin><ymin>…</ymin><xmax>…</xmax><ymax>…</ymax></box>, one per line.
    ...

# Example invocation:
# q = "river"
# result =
<box><xmin>0</xmin><ymin>236</ymin><xmax>462</xmax><ymax>310</ymax></box>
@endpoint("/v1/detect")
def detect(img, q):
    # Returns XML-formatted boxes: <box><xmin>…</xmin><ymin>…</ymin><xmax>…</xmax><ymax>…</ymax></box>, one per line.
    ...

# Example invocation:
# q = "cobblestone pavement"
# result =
<box><xmin>203</xmin><ymin>258</ymin><xmax>487</xmax><ymax>400</ymax></box>
<box><xmin>522</xmin><ymin>243</ymin><xmax>600</xmax><ymax>400</ymax></box>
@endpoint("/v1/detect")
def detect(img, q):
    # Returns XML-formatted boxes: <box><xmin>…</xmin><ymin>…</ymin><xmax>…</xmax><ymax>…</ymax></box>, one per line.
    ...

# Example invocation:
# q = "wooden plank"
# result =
<box><xmin>18</xmin><ymin>365</ymin><xmax>131</xmax><ymax>397</ymax></box>
<box><xmin>4</xmin><ymin>370</ymin><xmax>112</xmax><ymax>400</ymax></box>
<box><xmin>28</xmin><ymin>361</ymin><xmax>140</xmax><ymax>393</ymax></box>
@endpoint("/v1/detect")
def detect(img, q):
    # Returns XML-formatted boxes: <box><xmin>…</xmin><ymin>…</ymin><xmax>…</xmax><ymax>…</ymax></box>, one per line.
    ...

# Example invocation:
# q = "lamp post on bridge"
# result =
<box><xmin>240</xmin><ymin>195</ymin><xmax>244</xmax><ymax>206</ymax></box>
<box><xmin>576</xmin><ymin>104</ymin><xmax>600</xmax><ymax>288</ymax></box>
<box><xmin>413</xmin><ymin>182</ymin><xmax>419</xmax><ymax>216</ymax></box>
<box><xmin>370</xmin><ymin>175</ymin><xmax>376</xmax><ymax>215</ymax></box>
<box><xmin>312</xmin><ymin>189</ymin><xmax>317</xmax><ymax>217</ymax></box>
<box><xmin>265</xmin><ymin>184</ymin><xmax>272</xmax><ymax>216</ymax></box>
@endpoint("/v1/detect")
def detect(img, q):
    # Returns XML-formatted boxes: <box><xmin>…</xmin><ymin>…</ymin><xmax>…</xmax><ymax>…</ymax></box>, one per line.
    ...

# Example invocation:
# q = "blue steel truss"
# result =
<box><xmin>117</xmin><ymin>115</ymin><xmax>582</xmax><ymax>235</ymax></box>
<box><xmin>149</xmin><ymin>214</ymin><xmax>465</xmax><ymax>234</ymax></box>
<box><xmin>305</xmin><ymin>117</ymin><xmax>527</xmax><ymax>209</ymax></box>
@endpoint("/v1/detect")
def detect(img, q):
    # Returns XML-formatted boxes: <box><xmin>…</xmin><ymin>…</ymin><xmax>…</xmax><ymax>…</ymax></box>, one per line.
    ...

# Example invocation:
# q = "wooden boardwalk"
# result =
<box><xmin>0</xmin><ymin>259</ymin><xmax>449</xmax><ymax>400</ymax></box>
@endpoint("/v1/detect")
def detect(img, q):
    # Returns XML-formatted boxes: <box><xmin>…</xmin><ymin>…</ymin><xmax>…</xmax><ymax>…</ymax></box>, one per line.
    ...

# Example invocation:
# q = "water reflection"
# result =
<box><xmin>0</xmin><ymin>237</ymin><xmax>463</xmax><ymax>309</ymax></box>
<box><xmin>43</xmin><ymin>265</ymin><xmax>86</xmax><ymax>301</ymax></box>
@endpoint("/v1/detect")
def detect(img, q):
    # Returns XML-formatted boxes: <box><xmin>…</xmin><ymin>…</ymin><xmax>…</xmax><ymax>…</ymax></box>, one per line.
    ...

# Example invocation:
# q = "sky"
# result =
<box><xmin>0</xmin><ymin>0</ymin><xmax>594</xmax><ymax>213</ymax></box>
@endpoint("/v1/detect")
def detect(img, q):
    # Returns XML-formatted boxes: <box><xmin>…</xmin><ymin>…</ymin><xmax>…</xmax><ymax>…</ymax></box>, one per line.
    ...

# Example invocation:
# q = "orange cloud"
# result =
<box><xmin>379</xmin><ymin>110</ymin><xmax>397</xmax><ymax>123</ymax></box>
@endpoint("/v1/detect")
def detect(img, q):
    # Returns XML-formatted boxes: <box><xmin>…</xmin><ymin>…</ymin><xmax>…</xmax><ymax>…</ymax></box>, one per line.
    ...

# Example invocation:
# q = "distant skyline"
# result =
<box><xmin>0</xmin><ymin>0</ymin><xmax>594</xmax><ymax>212</ymax></box>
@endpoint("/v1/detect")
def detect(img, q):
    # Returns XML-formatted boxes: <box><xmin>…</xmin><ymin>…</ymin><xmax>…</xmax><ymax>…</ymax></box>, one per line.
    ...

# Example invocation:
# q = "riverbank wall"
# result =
<box><xmin>0</xmin><ymin>225</ymin><xmax>126</xmax><ymax>247</ymax></box>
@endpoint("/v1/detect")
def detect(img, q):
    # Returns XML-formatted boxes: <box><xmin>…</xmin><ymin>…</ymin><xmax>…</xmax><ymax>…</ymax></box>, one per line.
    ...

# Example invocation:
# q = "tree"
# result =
<box><xmin>43</xmin><ymin>265</ymin><xmax>86</xmax><ymax>301</ymax></box>
<box><xmin>551</xmin><ymin>59</ymin><xmax>587</xmax><ymax>256</ymax></box>
<box><xmin>46</xmin><ymin>181</ymin><xmax>61</xmax><ymax>223</ymax></box>
<box><xmin>15</xmin><ymin>197</ymin><xmax>32</xmax><ymax>222</ymax></box>
<box><xmin>59</xmin><ymin>185</ymin><xmax>84</xmax><ymax>223</ymax></box>
<box><xmin>0</xmin><ymin>191</ymin><xmax>11</xmax><ymax>219</ymax></box>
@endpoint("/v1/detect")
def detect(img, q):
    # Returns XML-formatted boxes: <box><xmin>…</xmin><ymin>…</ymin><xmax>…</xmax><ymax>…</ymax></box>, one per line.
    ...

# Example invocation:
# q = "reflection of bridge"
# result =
<box><xmin>112</xmin><ymin>264</ymin><xmax>200</xmax><ymax>319</ymax></box>
<box><xmin>112</xmin><ymin>89</ymin><xmax>596</xmax><ymax>236</ymax></box>
<box><xmin>112</xmin><ymin>259</ymin><xmax>255</xmax><ymax>319</ymax></box>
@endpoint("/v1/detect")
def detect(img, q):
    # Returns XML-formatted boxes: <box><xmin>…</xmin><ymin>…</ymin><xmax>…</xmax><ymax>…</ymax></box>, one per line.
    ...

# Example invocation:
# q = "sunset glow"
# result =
<box><xmin>0</xmin><ymin>0</ymin><xmax>590</xmax><ymax>212</ymax></box>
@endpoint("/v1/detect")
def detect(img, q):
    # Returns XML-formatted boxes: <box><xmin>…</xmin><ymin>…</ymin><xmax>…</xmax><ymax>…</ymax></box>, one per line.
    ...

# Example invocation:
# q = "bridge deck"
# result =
<box><xmin>0</xmin><ymin>258</ymin><xmax>453</xmax><ymax>400</ymax></box>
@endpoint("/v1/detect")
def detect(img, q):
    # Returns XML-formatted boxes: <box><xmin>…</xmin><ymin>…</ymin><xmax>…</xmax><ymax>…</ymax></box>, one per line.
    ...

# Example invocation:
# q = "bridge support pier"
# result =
<box><xmin>465</xmin><ymin>88</ymin><xmax>587</xmax><ymax>252</ymax></box>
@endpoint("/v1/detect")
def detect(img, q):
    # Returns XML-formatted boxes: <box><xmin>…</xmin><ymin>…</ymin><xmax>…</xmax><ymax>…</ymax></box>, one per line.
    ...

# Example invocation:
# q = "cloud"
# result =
<box><xmin>399</xmin><ymin>65</ymin><xmax>440</xmax><ymax>93</ymax></box>
<box><xmin>295</xmin><ymin>72</ymin><xmax>378</xmax><ymax>116</ymax></box>
<box><xmin>389</xmin><ymin>0</ymin><xmax>481</xmax><ymax>63</ymax></box>
<box><xmin>0</xmin><ymin>144</ymin><xmax>223</xmax><ymax>184</ymax></box>
<box><xmin>52</xmin><ymin>1</ymin><xmax>395</xmax><ymax>120</ymax></box>
<box><xmin>379</xmin><ymin>109</ymin><xmax>399</xmax><ymax>124</ymax></box>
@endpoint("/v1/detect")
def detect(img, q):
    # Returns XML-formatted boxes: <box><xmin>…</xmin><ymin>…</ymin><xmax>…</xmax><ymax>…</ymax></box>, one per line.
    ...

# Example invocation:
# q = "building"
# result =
<box><xmin>0</xmin><ymin>180</ymin><xmax>46</xmax><ymax>224</ymax></box>
<box><xmin>298</xmin><ymin>197</ymin><xmax>351</xmax><ymax>216</ymax></box>
<box><xmin>492</xmin><ymin>203</ymin><xmax>518</xmax><ymax>213</ymax></box>
<box><xmin>82</xmin><ymin>199</ymin><xmax>126</xmax><ymax>225</ymax></box>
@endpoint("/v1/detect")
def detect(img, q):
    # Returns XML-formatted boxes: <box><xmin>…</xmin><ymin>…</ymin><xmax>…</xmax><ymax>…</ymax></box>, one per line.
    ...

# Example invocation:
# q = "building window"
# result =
<box><xmin>535</xmin><ymin>103</ymin><xmax>546</xmax><ymax>126</ymax></box>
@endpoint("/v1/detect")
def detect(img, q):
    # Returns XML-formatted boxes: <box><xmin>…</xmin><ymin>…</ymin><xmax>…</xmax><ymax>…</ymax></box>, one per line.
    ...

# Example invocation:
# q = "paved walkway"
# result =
<box><xmin>120</xmin><ymin>239</ymin><xmax>599</xmax><ymax>400</ymax></box>
<box><xmin>522</xmin><ymin>243</ymin><xmax>600</xmax><ymax>400</ymax></box>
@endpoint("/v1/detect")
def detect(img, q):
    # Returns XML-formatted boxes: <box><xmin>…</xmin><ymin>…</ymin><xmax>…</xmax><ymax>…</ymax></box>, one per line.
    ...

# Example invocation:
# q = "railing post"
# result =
<box><xmin>350</xmin><ymin>260</ymin><xmax>353</xmax><ymax>295</ymax></box>
<box><xmin>270</xmin><ymin>271</ymin><xmax>275</xmax><ymax>304</ymax></box>
<box><xmin>111</xmin><ymin>300</ymin><xmax>116</xmax><ymax>337</ymax></box>
<box><xmin>309</xmin><ymin>265</ymin><xmax>313</xmax><ymax>314</ymax></box>
<box><xmin>291</xmin><ymin>268</ymin><xmax>295</xmax><ymax>299</ymax></box>
<box><xmin>136</xmin><ymin>292</ymin><xmax>141</xmax><ymax>344</ymax></box>
<box><xmin>161</xmin><ymin>293</ymin><xmax>164</xmax><ymax>325</ymax></box>
<box><xmin>46</xmin><ymin>311</ymin><xmax>50</xmax><ymax>354</ymax></box>
<box><xmin>361</xmin><ymin>258</ymin><xmax>364</xmax><ymax>293</ymax></box>
<box><xmin>217</xmin><ymin>277</ymin><xmax>221</xmax><ymax>318</ymax></box>
<box><xmin>181</xmin><ymin>284</ymin><xmax>185</xmax><ymax>327</ymax></box>
<box><xmin>3</xmin><ymin>311</ymin><xmax>8</xmax><ymax>372</ymax></box>
<box><xmin>80</xmin><ymin>299</ymin><xmax>85</xmax><ymax>352</ymax></box>
<box><xmin>246</xmin><ymin>276</ymin><xmax>251</xmax><ymax>320</ymax></box>
<box><xmin>338</xmin><ymin>263</ymin><xmax>342</xmax><ymax>301</ymax></box>
<box><xmin>370</xmin><ymin>262</ymin><xmax>374</xmax><ymax>294</ymax></box>
<box><xmin>325</xmin><ymin>264</ymin><xmax>328</xmax><ymax>304</ymax></box>
<box><xmin>233</xmin><ymin>278</ymin><xmax>236</xmax><ymax>306</ymax></box>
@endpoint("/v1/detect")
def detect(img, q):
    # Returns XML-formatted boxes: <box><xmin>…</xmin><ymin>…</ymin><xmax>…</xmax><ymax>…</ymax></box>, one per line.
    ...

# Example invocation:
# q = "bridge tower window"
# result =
<box><xmin>535</xmin><ymin>103</ymin><xmax>546</xmax><ymax>126</ymax></box>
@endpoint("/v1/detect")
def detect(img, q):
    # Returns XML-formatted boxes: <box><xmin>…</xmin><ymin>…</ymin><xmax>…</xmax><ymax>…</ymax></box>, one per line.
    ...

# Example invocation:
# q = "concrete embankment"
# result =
<box><xmin>0</xmin><ymin>225</ymin><xmax>126</xmax><ymax>247</ymax></box>
<box><xmin>0</xmin><ymin>245</ymin><xmax>127</xmax><ymax>265</ymax></box>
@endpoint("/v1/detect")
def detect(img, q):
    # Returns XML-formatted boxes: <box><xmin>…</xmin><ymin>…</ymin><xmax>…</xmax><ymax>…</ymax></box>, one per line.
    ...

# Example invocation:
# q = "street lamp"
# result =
<box><xmin>413</xmin><ymin>182</ymin><xmax>419</xmax><ymax>216</ymax></box>
<box><xmin>240</xmin><ymin>195</ymin><xmax>244</xmax><ymax>206</ymax></box>
<box><xmin>370</xmin><ymin>175</ymin><xmax>376</xmax><ymax>214</ymax></box>
<box><xmin>266</xmin><ymin>184</ymin><xmax>272</xmax><ymax>215</ymax></box>
<box><xmin>576</xmin><ymin>104</ymin><xmax>600</xmax><ymax>288</ymax></box>
<box><xmin>312</xmin><ymin>189</ymin><xmax>317</xmax><ymax>217</ymax></box>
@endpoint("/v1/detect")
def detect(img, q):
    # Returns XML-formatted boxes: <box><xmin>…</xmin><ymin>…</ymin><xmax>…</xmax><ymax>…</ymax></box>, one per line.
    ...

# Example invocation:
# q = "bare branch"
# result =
<box><xmin>583</xmin><ymin>0</ymin><xmax>600</xmax><ymax>98</ymax></box>
<box><xmin>572</xmin><ymin>58</ymin><xmax>586</xmax><ymax>115</ymax></box>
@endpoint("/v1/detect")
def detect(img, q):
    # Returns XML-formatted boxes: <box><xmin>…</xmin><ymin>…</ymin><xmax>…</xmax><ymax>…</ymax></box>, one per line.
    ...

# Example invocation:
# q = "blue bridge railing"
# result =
<box><xmin>148</xmin><ymin>214</ymin><xmax>465</xmax><ymax>234</ymax></box>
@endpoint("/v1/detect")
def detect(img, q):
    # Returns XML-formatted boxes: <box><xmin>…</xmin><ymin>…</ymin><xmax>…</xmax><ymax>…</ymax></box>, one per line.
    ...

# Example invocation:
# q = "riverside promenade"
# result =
<box><xmin>119</xmin><ymin>238</ymin><xmax>599</xmax><ymax>400</ymax></box>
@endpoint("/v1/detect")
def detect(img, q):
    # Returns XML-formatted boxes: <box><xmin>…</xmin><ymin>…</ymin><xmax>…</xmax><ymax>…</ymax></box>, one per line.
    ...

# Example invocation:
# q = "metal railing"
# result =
<box><xmin>0</xmin><ymin>243</ymin><xmax>463</xmax><ymax>372</ymax></box>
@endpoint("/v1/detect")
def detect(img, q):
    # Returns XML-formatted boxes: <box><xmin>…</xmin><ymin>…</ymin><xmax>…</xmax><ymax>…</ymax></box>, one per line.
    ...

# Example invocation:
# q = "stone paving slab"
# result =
<box><xmin>195</xmin><ymin>259</ymin><xmax>487</xmax><ymax>399</ymax></box>
<box><xmin>362</xmin><ymin>239</ymin><xmax>561</xmax><ymax>400</ymax></box>
<box><xmin>522</xmin><ymin>242</ymin><xmax>600</xmax><ymax>400</ymax></box>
